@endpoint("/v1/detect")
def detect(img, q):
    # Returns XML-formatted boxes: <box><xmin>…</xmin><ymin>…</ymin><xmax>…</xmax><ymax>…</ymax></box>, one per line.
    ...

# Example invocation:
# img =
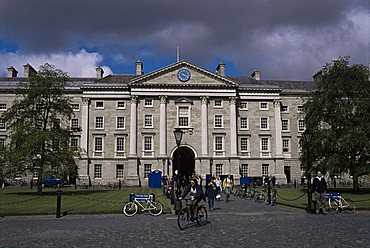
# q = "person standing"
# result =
<box><xmin>312</xmin><ymin>171</ymin><xmax>328</xmax><ymax>214</ymax></box>
<box><xmin>223</xmin><ymin>175</ymin><xmax>233</xmax><ymax>202</ymax></box>
<box><xmin>206</xmin><ymin>177</ymin><xmax>217</xmax><ymax>211</ymax></box>
<box><xmin>215</xmin><ymin>176</ymin><xmax>222</xmax><ymax>201</ymax></box>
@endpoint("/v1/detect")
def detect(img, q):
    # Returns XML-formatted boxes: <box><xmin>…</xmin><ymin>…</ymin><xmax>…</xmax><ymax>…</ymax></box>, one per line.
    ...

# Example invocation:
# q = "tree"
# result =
<box><xmin>303</xmin><ymin>57</ymin><xmax>370</xmax><ymax>191</ymax></box>
<box><xmin>1</xmin><ymin>64</ymin><xmax>80</xmax><ymax>194</ymax></box>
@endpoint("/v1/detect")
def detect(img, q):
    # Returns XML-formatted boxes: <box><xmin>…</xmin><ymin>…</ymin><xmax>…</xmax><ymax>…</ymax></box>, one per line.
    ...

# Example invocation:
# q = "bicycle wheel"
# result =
<box><xmin>149</xmin><ymin>201</ymin><xmax>163</xmax><ymax>216</ymax></box>
<box><xmin>177</xmin><ymin>208</ymin><xmax>190</xmax><ymax>230</ymax></box>
<box><xmin>255</xmin><ymin>193</ymin><xmax>265</xmax><ymax>203</ymax></box>
<box><xmin>196</xmin><ymin>206</ymin><xmax>208</xmax><ymax>226</ymax></box>
<box><xmin>328</xmin><ymin>199</ymin><xmax>339</xmax><ymax>213</ymax></box>
<box><xmin>342</xmin><ymin>200</ymin><xmax>355</xmax><ymax>214</ymax></box>
<box><xmin>123</xmin><ymin>202</ymin><xmax>138</xmax><ymax>217</ymax></box>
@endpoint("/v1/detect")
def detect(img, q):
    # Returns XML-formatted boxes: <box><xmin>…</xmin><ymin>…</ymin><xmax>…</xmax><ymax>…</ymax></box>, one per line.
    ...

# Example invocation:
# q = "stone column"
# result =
<box><xmin>229</xmin><ymin>97</ymin><xmax>237</xmax><ymax>156</ymax></box>
<box><xmin>80</xmin><ymin>97</ymin><xmax>90</xmax><ymax>158</ymax></box>
<box><xmin>129</xmin><ymin>96</ymin><xmax>138</xmax><ymax>156</ymax></box>
<box><xmin>201</xmin><ymin>96</ymin><xmax>208</xmax><ymax>156</ymax></box>
<box><xmin>159</xmin><ymin>96</ymin><xmax>167</xmax><ymax>157</ymax></box>
<box><xmin>274</xmin><ymin>99</ymin><xmax>283</xmax><ymax>156</ymax></box>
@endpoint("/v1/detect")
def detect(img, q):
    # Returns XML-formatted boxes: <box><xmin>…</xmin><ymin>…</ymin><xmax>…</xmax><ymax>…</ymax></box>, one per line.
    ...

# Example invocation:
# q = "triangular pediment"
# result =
<box><xmin>128</xmin><ymin>61</ymin><xmax>237</xmax><ymax>88</ymax></box>
<box><xmin>174</xmin><ymin>97</ymin><xmax>193</xmax><ymax>104</ymax></box>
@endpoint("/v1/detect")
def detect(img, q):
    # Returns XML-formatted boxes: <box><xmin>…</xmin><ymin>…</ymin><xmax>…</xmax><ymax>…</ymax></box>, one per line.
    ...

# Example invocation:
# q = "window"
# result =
<box><xmin>260</xmin><ymin>102</ymin><xmax>268</xmax><ymax>110</ymax></box>
<box><xmin>262</xmin><ymin>164</ymin><xmax>269</xmax><ymax>177</ymax></box>
<box><xmin>117</xmin><ymin>101</ymin><xmax>126</xmax><ymax>109</ymax></box>
<box><xmin>281</xmin><ymin>105</ymin><xmax>288</xmax><ymax>113</ymax></box>
<box><xmin>0</xmin><ymin>103</ymin><xmax>7</xmax><ymax>111</ymax></box>
<box><xmin>178</xmin><ymin>106</ymin><xmax>190</xmax><ymax>127</ymax></box>
<box><xmin>214</xmin><ymin>136</ymin><xmax>224</xmax><ymax>156</ymax></box>
<box><xmin>96</xmin><ymin>101</ymin><xmax>104</xmax><ymax>109</ymax></box>
<box><xmin>0</xmin><ymin>119</ymin><xmax>5</xmax><ymax>130</ymax></box>
<box><xmin>216</xmin><ymin>164</ymin><xmax>223</xmax><ymax>176</ymax></box>
<box><xmin>94</xmin><ymin>164</ymin><xmax>102</xmax><ymax>179</ymax></box>
<box><xmin>241</xmin><ymin>164</ymin><xmax>248</xmax><ymax>177</ymax></box>
<box><xmin>53</xmin><ymin>118</ymin><xmax>61</xmax><ymax>129</ymax></box>
<box><xmin>282</xmin><ymin>120</ymin><xmax>289</xmax><ymax>131</ymax></box>
<box><xmin>240</xmin><ymin>137</ymin><xmax>249</xmax><ymax>152</ymax></box>
<box><xmin>283</xmin><ymin>139</ymin><xmax>290</xmax><ymax>152</ymax></box>
<box><xmin>214</xmin><ymin>100</ymin><xmax>223</xmax><ymax>108</ymax></box>
<box><xmin>144</xmin><ymin>164</ymin><xmax>152</xmax><ymax>178</ymax></box>
<box><xmin>0</xmin><ymin>138</ymin><xmax>5</xmax><ymax>146</ymax></box>
<box><xmin>298</xmin><ymin>120</ymin><xmax>305</xmax><ymax>132</ymax></box>
<box><xmin>33</xmin><ymin>170</ymin><xmax>39</xmax><ymax>179</ymax></box>
<box><xmin>143</xmin><ymin>136</ymin><xmax>153</xmax><ymax>156</ymax></box>
<box><xmin>71</xmin><ymin>118</ymin><xmax>79</xmax><ymax>130</ymax></box>
<box><xmin>297</xmin><ymin>106</ymin><xmax>304</xmax><ymax>113</ymax></box>
<box><xmin>95</xmin><ymin>117</ymin><xmax>104</xmax><ymax>129</ymax></box>
<box><xmin>240</xmin><ymin>117</ymin><xmax>248</xmax><ymax>130</ymax></box>
<box><xmin>70</xmin><ymin>138</ymin><xmax>78</xmax><ymax>151</ymax></box>
<box><xmin>214</xmin><ymin>115</ymin><xmax>223</xmax><ymax>128</ymax></box>
<box><xmin>260</xmin><ymin>118</ymin><xmax>269</xmax><ymax>130</ymax></box>
<box><xmin>116</xmin><ymin>117</ymin><xmax>125</xmax><ymax>129</ymax></box>
<box><xmin>116</xmin><ymin>164</ymin><xmax>124</xmax><ymax>179</ymax></box>
<box><xmin>116</xmin><ymin>137</ymin><xmax>125</xmax><ymax>156</ymax></box>
<box><xmin>94</xmin><ymin>137</ymin><xmax>103</xmax><ymax>156</ymax></box>
<box><xmin>261</xmin><ymin>137</ymin><xmax>269</xmax><ymax>151</ymax></box>
<box><xmin>144</xmin><ymin>115</ymin><xmax>153</xmax><ymax>128</ymax></box>
<box><xmin>240</xmin><ymin>101</ymin><xmax>248</xmax><ymax>110</ymax></box>
<box><xmin>144</xmin><ymin>99</ymin><xmax>153</xmax><ymax>107</ymax></box>
<box><xmin>71</xmin><ymin>104</ymin><xmax>80</xmax><ymax>111</ymax></box>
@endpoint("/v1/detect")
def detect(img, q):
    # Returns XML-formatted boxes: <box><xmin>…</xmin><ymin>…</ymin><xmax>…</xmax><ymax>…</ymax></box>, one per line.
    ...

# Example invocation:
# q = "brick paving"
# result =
<box><xmin>0</xmin><ymin>193</ymin><xmax>369</xmax><ymax>248</ymax></box>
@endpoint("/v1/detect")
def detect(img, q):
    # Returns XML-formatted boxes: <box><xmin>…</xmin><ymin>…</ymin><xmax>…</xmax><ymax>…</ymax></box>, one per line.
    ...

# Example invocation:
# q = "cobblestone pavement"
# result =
<box><xmin>1</xmin><ymin>194</ymin><xmax>369</xmax><ymax>248</ymax></box>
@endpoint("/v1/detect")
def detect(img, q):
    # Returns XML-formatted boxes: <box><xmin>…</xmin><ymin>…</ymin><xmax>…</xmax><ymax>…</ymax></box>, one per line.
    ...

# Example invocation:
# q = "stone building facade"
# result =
<box><xmin>0</xmin><ymin>60</ymin><xmax>315</xmax><ymax>186</ymax></box>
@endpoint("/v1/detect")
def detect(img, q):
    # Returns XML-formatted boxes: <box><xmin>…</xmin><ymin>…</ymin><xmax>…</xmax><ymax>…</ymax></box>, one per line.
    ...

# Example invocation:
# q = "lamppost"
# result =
<box><xmin>301</xmin><ymin>129</ymin><xmax>314</xmax><ymax>213</ymax></box>
<box><xmin>173</xmin><ymin>128</ymin><xmax>184</xmax><ymax>212</ymax></box>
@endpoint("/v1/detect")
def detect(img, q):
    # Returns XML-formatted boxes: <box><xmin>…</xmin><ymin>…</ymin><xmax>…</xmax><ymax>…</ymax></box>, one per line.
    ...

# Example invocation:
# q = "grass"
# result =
<box><xmin>0</xmin><ymin>187</ymin><xmax>170</xmax><ymax>216</ymax></box>
<box><xmin>276</xmin><ymin>187</ymin><xmax>370</xmax><ymax>210</ymax></box>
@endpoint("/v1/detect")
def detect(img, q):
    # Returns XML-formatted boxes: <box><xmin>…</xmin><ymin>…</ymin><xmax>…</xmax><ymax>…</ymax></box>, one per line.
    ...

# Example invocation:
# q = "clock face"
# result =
<box><xmin>177</xmin><ymin>69</ymin><xmax>191</xmax><ymax>82</ymax></box>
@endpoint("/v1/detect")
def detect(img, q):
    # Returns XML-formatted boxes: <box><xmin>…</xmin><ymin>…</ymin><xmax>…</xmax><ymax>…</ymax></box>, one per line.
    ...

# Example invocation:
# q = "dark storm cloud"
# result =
<box><xmin>0</xmin><ymin>0</ymin><xmax>368</xmax><ymax>80</ymax></box>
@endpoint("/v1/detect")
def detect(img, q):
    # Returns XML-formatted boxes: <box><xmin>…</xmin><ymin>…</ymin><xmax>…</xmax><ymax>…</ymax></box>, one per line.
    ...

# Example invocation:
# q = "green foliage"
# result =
<box><xmin>303</xmin><ymin>57</ymin><xmax>370</xmax><ymax>188</ymax></box>
<box><xmin>1</xmin><ymin>64</ymin><xmax>80</xmax><ymax>192</ymax></box>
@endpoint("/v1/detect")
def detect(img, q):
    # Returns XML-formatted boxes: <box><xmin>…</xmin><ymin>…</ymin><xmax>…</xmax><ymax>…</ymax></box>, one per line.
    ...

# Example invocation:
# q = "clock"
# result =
<box><xmin>177</xmin><ymin>69</ymin><xmax>191</xmax><ymax>82</ymax></box>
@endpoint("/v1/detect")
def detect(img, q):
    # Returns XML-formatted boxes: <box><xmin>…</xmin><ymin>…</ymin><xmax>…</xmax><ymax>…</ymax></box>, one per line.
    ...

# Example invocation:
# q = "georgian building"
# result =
<box><xmin>0</xmin><ymin>60</ymin><xmax>315</xmax><ymax>186</ymax></box>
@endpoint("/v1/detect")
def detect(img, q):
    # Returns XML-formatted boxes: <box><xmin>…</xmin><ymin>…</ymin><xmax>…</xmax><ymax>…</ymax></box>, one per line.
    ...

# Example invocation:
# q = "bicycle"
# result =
<box><xmin>177</xmin><ymin>198</ymin><xmax>208</xmax><ymax>230</ymax></box>
<box><xmin>123</xmin><ymin>193</ymin><xmax>163</xmax><ymax>217</ymax></box>
<box><xmin>325</xmin><ymin>192</ymin><xmax>355</xmax><ymax>213</ymax></box>
<box><xmin>254</xmin><ymin>187</ymin><xmax>266</xmax><ymax>203</ymax></box>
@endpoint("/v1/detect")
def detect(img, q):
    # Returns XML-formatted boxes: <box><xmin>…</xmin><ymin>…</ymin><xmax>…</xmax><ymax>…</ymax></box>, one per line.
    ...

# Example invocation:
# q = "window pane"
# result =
<box><xmin>116</xmin><ymin>164</ymin><xmax>124</xmax><ymax>179</ymax></box>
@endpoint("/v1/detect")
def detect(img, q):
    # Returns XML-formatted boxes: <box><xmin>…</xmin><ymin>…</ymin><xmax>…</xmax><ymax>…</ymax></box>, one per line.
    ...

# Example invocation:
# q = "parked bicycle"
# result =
<box><xmin>123</xmin><ymin>193</ymin><xmax>163</xmax><ymax>217</ymax></box>
<box><xmin>177</xmin><ymin>198</ymin><xmax>208</xmax><ymax>230</ymax></box>
<box><xmin>326</xmin><ymin>192</ymin><xmax>355</xmax><ymax>213</ymax></box>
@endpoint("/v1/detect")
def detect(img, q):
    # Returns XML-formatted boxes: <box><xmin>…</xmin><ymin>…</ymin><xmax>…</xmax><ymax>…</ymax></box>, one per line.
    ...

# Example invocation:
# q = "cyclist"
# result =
<box><xmin>179</xmin><ymin>178</ymin><xmax>205</xmax><ymax>220</ymax></box>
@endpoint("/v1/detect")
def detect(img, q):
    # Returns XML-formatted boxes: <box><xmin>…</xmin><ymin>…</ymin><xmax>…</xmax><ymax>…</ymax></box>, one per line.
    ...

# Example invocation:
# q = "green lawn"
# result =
<box><xmin>276</xmin><ymin>187</ymin><xmax>370</xmax><ymax>210</ymax></box>
<box><xmin>0</xmin><ymin>187</ymin><xmax>170</xmax><ymax>216</ymax></box>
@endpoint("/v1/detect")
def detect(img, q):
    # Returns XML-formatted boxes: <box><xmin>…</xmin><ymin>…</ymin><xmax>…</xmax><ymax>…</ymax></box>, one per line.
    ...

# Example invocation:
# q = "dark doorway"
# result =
<box><xmin>284</xmin><ymin>166</ymin><xmax>291</xmax><ymax>184</ymax></box>
<box><xmin>173</xmin><ymin>147</ymin><xmax>195</xmax><ymax>187</ymax></box>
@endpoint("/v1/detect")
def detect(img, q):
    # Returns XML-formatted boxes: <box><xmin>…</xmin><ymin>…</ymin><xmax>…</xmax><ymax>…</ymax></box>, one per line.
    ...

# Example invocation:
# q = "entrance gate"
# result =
<box><xmin>172</xmin><ymin>146</ymin><xmax>195</xmax><ymax>187</ymax></box>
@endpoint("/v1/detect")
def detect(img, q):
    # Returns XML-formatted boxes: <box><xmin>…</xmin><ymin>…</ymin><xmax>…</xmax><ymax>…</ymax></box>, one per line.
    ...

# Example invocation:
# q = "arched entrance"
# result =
<box><xmin>173</xmin><ymin>146</ymin><xmax>195</xmax><ymax>187</ymax></box>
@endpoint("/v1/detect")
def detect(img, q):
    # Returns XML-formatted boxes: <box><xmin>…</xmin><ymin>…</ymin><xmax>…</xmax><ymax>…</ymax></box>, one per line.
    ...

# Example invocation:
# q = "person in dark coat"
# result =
<box><xmin>312</xmin><ymin>171</ymin><xmax>328</xmax><ymax>214</ymax></box>
<box><xmin>179</xmin><ymin>178</ymin><xmax>204</xmax><ymax>218</ymax></box>
<box><xmin>206</xmin><ymin>176</ymin><xmax>218</xmax><ymax>211</ymax></box>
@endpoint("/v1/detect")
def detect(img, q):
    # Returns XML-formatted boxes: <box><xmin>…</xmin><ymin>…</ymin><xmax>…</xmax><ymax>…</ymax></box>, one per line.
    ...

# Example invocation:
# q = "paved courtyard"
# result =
<box><xmin>1</xmin><ymin>194</ymin><xmax>369</xmax><ymax>248</ymax></box>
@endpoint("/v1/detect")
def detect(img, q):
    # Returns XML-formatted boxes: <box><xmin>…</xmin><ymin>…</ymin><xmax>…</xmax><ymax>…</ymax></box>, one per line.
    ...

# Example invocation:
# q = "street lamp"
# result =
<box><xmin>301</xmin><ymin>129</ymin><xmax>314</xmax><ymax>213</ymax></box>
<box><xmin>173</xmin><ymin>128</ymin><xmax>184</xmax><ymax>212</ymax></box>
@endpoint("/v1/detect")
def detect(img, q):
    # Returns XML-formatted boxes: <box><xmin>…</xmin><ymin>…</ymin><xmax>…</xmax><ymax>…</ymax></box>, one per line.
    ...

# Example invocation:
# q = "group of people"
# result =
<box><xmin>179</xmin><ymin>173</ymin><xmax>233</xmax><ymax>218</ymax></box>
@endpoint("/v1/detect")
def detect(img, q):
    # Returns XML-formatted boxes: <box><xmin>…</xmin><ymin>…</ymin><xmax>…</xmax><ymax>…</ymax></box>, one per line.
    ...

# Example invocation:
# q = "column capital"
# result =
<box><xmin>159</xmin><ymin>95</ymin><xmax>167</xmax><ymax>104</ymax></box>
<box><xmin>131</xmin><ymin>95</ymin><xmax>138</xmax><ymax>103</ymax></box>
<box><xmin>81</xmin><ymin>97</ymin><xmax>90</xmax><ymax>105</ymax></box>
<box><xmin>200</xmin><ymin>96</ymin><xmax>209</xmax><ymax>104</ymax></box>
<box><xmin>273</xmin><ymin>99</ymin><xmax>281</xmax><ymax>108</ymax></box>
<box><xmin>229</xmin><ymin>96</ymin><xmax>237</xmax><ymax>105</ymax></box>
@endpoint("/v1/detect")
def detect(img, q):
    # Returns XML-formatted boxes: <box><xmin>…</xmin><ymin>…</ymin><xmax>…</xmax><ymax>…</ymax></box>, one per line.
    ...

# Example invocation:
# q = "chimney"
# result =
<box><xmin>136</xmin><ymin>60</ymin><xmax>143</xmax><ymax>76</ymax></box>
<box><xmin>216</xmin><ymin>63</ymin><xmax>225</xmax><ymax>76</ymax></box>
<box><xmin>7</xmin><ymin>66</ymin><xmax>18</xmax><ymax>77</ymax></box>
<box><xmin>96</xmin><ymin>67</ymin><xmax>104</xmax><ymax>79</ymax></box>
<box><xmin>251</xmin><ymin>70</ymin><xmax>261</xmax><ymax>80</ymax></box>
<box><xmin>23</xmin><ymin>63</ymin><xmax>37</xmax><ymax>77</ymax></box>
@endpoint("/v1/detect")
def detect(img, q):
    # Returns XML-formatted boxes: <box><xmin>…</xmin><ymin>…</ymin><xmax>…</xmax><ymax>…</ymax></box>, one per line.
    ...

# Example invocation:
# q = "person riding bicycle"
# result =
<box><xmin>179</xmin><ymin>178</ymin><xmax>205</xmax><ymax>219</ymax></box>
